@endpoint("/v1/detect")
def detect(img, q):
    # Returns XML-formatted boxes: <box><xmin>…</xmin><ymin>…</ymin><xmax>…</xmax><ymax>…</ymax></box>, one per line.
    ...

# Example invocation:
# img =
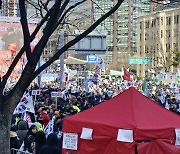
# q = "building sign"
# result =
<box><xmin>87</xmin><ymin>55</ymin><xmax>98</xmax><ymax>63</ymax></box>
<box><xmin>75</xmin><ymin>31</ymin><xmax>106</xmax><ymax>52</ymax></box>
<box><xmin>128</xmin><ymin>57</ymin><xmax>151</xmax><ymax>64</ymax></box>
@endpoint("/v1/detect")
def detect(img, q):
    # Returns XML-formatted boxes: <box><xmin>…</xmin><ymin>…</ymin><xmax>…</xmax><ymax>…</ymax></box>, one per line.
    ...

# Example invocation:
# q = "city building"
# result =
<box><xmin>137</xmin><ymin>1</ymin><xmax>180</xmax><ymax>77</ymax></box>
<box><xmin>94</xmin><ymin>0</ymin><xmax>150</xmax><ymax>70</ymax></box>
<box><xmin>0</xmin><ymin>0</ymin><xmax>20</xmax><ymax>17</ymax></box>
<box><xmin>42</xmin><ymin>0</ymin><xmax>94</xmax><ymax>60</ymax></box>
<box><xmin>0</xmin><ymin>0</ymin><xmax>152</xmax><ymax>72</ymax></box>
<box><xmin>0</xmin><ymin>0</ymin><xmax>94</xmax><ymax>73</ymax></box>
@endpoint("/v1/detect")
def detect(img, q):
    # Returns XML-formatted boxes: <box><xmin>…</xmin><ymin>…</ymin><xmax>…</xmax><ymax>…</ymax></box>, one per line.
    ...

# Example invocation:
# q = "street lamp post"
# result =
<box><xmin>59</xmin><ymin>30</ymin><xmax>65</xmax><ymax>90</ymax></box>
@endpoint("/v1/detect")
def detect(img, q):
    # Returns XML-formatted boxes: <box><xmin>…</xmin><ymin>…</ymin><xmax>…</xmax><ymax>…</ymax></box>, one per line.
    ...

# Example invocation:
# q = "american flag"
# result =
<box><xmin>21</xmin><ymin>112</ymin><xmax>32</xmax><ymax>123</ymax></box>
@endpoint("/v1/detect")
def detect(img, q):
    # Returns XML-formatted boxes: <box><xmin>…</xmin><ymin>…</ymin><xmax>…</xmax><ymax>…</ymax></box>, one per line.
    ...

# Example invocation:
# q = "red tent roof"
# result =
<box><xmin>63</xmin><ymin>87</ymin><xmax>180</xmax><ymax>140</ymax></box>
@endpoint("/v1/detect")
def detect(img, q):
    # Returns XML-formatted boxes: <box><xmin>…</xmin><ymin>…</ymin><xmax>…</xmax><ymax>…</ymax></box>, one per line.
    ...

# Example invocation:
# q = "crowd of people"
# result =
<box><xmin>10</xmin><ymin>77</ymin><xmax>180</xmax><ymax>153</ymax></box>
<box><xmin>10</xmin><ymin>110</ymin><xmax>63</xmax><ymax>154</ymax></box>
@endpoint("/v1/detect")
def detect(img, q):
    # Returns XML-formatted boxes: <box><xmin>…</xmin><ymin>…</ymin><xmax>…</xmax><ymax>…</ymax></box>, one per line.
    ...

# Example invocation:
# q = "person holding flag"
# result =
<box><xmin>44</xmin><ymin>116</ymin><xmax>56</xmax><ymax>137</ymax></box>
<box><xmin>41</xmin><ymin>108</ymin><xmax>50</xmax><ymax>128</ymax></box>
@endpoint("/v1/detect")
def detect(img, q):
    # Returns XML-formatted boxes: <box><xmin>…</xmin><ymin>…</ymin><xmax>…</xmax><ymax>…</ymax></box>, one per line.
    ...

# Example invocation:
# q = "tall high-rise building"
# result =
<box><xmin>0</xmin><ymin>0</ymin><xmax>152</xmax><ymax>71</ymax></box>
<box><xmin>94</xmin><ymin>0</ymin><xmax>129</xmax><ymax>64</ymax></box>
<box><xmin>131</xmin><ymin>0</ymin><xmax>150</xmax><ymax>52</ymax></box>
<box><xmin>94</xmin><ymin>0</ymin><xmax>150</xmax><ymax>69</ymax></box>
<box><xmin>0</xmin><ymin>0</ymin><xmax>20</xmax><ymax>17</ymax></box>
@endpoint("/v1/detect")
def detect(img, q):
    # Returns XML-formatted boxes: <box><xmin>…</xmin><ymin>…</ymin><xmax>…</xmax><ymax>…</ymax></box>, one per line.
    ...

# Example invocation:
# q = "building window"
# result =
<box><xmin>152</xmin><ymin>19</ymin><xmax>156</xmax><ymax>27</ymax></box>
<box><xmin>166</xmin><ymin>43</ymin><xmax>170</xmax><ymax>52</ymax></box>
<box><xmin>147</xmin><ymin>47</ymin><xmax>149</xmax><ymax>53</ymax></box>
<box><xmin>174</xmin><ymin>43</ymin><xmax>178</xmax><ymax>51</ymax></box>
<box><xmin>166</xmin><ymin>17</ymin><xmax>171</xmax><ymax>25</ymax></box>
<box><xmin>145</xmin><ymin>45</ymin><xmax>148</xmax><ymax>53</ymax></box>
<box><xmin>140</xmin><ymin>34</ymin><xmax>142</xmax><ymax>41</ymax></box>
<box><xmin>145</xmin><ymin>33</ymin><xmax>149</xmax><ymax>40</ymax></box>
<box><xmin>166</xmin><ymin>30</ymin><xmax>170</xmax><ymax>38</ymax></box>
<box><xmin>174</xmin><ymin>29</ymin><xmax>178</xmax><ymax>37</ymax></box>
<box><xmin>174</xmin><ymin>15</ymin><xmax>179</xmax><ymax>24</ymax></box>
<box><xmin>157</xmin><ymin>17</ymin><xmax>159</xmax><ymax>26</ymax></box>
<box><xmin>145</xmin><ymin>21</ymin><xmax>149</xmax><ymax>28</ymax></box>
<box><xmin>161</xmin><ymin>17</ymin><xmax>163</xmax><ymax>25</ymax></box>
<box><xmin>157</xmin><ymin>31</ymin><xmax>159</xmax><ymax>38</ymax></box>
<box><xmin>161</xmin><ymin>30</ymin><xmax>163</xmax><ymax>38</ymax></box>
<box><xmin>157</xmin><ymin>44</ymin><xmax>159</xmax><ymax>51</ymax></box>
<box><xmin>140</xmin><ymin>22</ymin><xmax>142</xmax><ymax>29</ymax></box>
<box><xmin>177</xmin><ymin>15</ymin><xmax>179</xmax><ymax>24</ymax></box>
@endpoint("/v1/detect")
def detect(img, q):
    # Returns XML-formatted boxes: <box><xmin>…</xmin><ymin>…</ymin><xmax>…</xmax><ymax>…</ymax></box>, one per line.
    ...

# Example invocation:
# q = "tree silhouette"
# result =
<box><xmin>0</xmin><ymin>0</ymin><xmax>124</xmax><ymax>153</ymax></box>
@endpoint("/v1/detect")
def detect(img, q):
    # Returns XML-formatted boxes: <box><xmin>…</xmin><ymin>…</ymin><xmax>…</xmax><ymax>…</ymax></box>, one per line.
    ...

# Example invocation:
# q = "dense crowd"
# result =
<box><xmin>10</xmin><ymin>77</ymin><xmax>180</xmax><ymax>153</ymax></box>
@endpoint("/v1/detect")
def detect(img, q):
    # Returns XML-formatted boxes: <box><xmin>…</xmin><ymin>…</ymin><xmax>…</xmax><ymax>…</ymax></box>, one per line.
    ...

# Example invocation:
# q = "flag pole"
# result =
<box><xmin>55</xmin><ymin>96</ymin><xmax>58</xmax><ymax>109</ymax></box>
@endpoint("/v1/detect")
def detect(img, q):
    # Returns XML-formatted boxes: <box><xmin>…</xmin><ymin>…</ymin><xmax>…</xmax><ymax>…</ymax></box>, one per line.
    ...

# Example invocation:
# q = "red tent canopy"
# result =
<box><xmin>62</xmin><ymin>87</ymin><xmax>180</xmax><ymax>154</ymax></box>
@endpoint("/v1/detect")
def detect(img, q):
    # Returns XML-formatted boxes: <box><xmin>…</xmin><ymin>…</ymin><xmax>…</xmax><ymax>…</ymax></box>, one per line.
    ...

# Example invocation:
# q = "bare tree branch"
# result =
<box><xmin>32</xmin><ymin>0</ymin><xmax>124</xmax><ymax>80</ymax></box>
<box><xmin>0</xmin><ymin>0</ymin><xmax>2</xmax><ymax>9</ymax></box>
<box><xmin>51</xmin><ymin>0</ymin><xmax>70</xmax><ymax>31</ymax></box>
<box><xmin>37</xmin><ymin>0</ymin><xmax>44</xmax><ymax>18</ymax></box>
<box><xmin>26</xmin><ymin>0</ymin><xmax>41</xmax><ymax>12</ymax></box>
<box><xmin>26</xmin><ymin>0</ymin><xmax>44</xmax><ymax>18</ymax></box>
<box><xmin>19</xmin><ymin>0</ymin><xmax>32</xmax><ymax>63</ymax></box>
<box><xmin>0</xmin><ymin>0</ymin><xmax>126</xmax><ymax>153</ymax></box>
<box><xmin>21</xmin><ymin>0</ymin><xmax>63</xmax><ymax>70</ymax></box>
<box><xmin>0</xmin><ymin>6</ymin><xmax>54</xmax><ymax>89</ymax></box>
<box><xmin>54</xmin><ymin>0</ymin><xmax>87</xmax><ymax>29</ymax></box>
<box><xmin>39</xmin><ymin>0</ymin><xmax>52</xmax><ymax>13</ymax></box>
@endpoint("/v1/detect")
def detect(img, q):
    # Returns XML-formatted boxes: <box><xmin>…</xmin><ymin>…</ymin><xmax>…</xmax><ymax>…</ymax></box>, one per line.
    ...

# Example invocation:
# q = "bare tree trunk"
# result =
<box><xmin>0</xmin><ymin>1</ymin><xmax>124</xmax><ymax>153</ymax></box>
<box><xmin>0</xmin><ymin>65</ymin><xmax>34</xmax><ymax>153</ymax></box>
<box><xmin>0</xmin><ymin>111</ymin><xmax>11</xmax><ymax>154</ymax></box>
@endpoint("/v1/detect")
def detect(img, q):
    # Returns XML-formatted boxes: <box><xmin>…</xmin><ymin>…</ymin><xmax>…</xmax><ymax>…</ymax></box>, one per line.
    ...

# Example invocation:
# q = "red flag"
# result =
<box><xmin>123</xmin><ymin>68</ymin><xmax>133</xmax><ymax>81</ymax></box>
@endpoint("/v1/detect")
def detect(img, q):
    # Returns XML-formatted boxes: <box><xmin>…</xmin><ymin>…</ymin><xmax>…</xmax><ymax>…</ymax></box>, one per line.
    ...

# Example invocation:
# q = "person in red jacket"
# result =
<box><xmin>41</xmin><ymin>108</ymin><xmax>50</xmax><ymax>128</ymax></box>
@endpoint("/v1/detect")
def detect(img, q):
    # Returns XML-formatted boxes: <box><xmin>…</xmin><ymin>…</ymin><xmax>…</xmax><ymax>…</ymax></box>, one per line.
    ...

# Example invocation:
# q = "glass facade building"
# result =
<box><xmin>94</xmin><ymin>0</ymin><xmax>129</xmax><ymax>62</ymax></box>
<box><xmin>131</xmin><ymin>0</ymin><xmax>150</xmax><ymax>52</ymax></box>
<box><xmin>94</xmin><ymin>0</ymin><xmax>150</xmax><ymax>66</ymax></box>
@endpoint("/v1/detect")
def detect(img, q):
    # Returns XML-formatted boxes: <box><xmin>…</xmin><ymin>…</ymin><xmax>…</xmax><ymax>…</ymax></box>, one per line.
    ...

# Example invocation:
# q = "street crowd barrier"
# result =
<box><xmin>10</xmin><ymin>148</ymin><xmax>33</xmax><ymax>154</ymax></box>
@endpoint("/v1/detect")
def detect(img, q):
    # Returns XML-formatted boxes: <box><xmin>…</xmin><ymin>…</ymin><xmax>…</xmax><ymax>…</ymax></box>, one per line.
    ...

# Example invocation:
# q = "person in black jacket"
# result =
<box><xmin>10</xmin><ymin>129</ymin><xmax>21</xmax><ymax>154</ymax></box>
<box><xmin>24</xmin><ymin>125</ymin><xmax>37</xmax><ymax>153</ymax></box>
<box><xmin>34</xmin><ymin>131</ymin><xmax>46</xmax><ymax>154</ymax></box>
<box><xmin>16</xmin><ymin>120</ymin><xmax>29</xmax><ymax>145</ymax></box>
<box><xmin>40</xmin><ymin>133</ymin><xmax>61</xmax><ymax>154</ymax></box>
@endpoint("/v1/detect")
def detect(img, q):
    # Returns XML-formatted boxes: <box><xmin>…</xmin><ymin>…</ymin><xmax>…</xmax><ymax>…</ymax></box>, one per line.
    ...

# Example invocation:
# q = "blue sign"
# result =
<box><xmin>87</xmin><ymin>55</ymin><xmax>98</xmax><ymax>63</ymax></box>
